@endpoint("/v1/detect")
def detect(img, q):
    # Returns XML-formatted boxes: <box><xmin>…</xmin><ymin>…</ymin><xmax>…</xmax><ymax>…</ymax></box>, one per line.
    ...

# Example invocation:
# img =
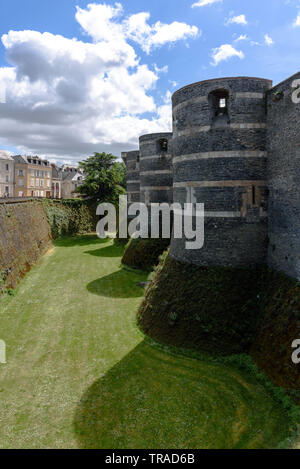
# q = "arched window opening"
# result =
<box><xmin>209</xmin><ymin>89</ymin><xmax>230</xmax><ymax>127</ymax></box>
<box><xmin>157</xmin><ymin>138</ymin><xmax>168</xmax><ymax>153</ymax></box>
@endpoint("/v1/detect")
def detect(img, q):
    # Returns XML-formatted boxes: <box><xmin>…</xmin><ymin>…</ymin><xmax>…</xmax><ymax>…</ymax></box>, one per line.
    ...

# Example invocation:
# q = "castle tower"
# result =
<box><xmin>121</xmin><ymin>133</ymin><xmax>173</xmax><ymax>270</ymax></box>
<box><xmin>170</xmin><ymin>77</ymin><xmax>272</xmax><ymax>267</ymax></box>
<box><xmin>121</xmin><ymin>150</ymin><xmax>140</xmax><ymax>204</ymax></box>
<box><xmin>266</xmin><ymin>71</ymin><xmax>300</xmax><ymax>280</ymax></box>
<box><xmin>137</xmin><ymin>77</ymin><xmax>275</xmax><ymax>355</ymax></box>
<box><xmin>139</xmin><ymin>133</ymin><xmax>173</xmax><ymax>207</ymax></box>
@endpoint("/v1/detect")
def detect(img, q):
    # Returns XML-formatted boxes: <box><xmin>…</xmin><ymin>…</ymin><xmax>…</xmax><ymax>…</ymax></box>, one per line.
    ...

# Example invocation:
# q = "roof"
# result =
<box><xmin>0</xmin><ymin>151</ymin><xmax>13</xmax><ymax>161</ymax></box>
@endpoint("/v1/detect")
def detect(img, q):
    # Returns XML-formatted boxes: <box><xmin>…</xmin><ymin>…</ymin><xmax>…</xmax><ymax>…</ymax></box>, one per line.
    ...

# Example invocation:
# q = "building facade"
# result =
<box><xmin>61</xmin><ymin>167</ymin><xmax>84</xmax><ymax>199</ymax></box>
<box><xmin>0</xmin><ymin>153</ymin><xmax>14</xmax><ymax>197</ymax></box>
<box><xmin>13</xmin><ymin>155</ymin><xmax>52</xmax><ymax>198</ymax></box>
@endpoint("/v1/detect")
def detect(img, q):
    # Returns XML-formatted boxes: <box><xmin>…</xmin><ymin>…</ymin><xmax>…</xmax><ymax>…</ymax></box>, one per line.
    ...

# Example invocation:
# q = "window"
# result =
<box><xmin>40</xmin><ymin>190</ymin><xmax>44</xmax><ymax>197</ymax></box>
<box><xmin>46</xmin><ymin>180</ymin><xmax>50</xmax><ymax>188</ymax></box>
<box><xmin>30</xmin><ymin>179</ymin><xmax>34</xmax><ymax>187</ymax></box>
<box><xmin>30</xmin><ymin>169</ymin><xmax>35</xmax><ymax>176</ymax></box>
<box><xmin>40</xmin><ymin>179</ymin><xmax>44</xmax><ymax>187</ymax></box>
<box><xmin>157</xmin><ymin>138</ymin><xmax>168</xmax><ymax>153</ymax></box>
<box><xmin>18</xmin><ymin>169</ymin><xmax>24</xmax><ymax>176</ymax></box>
<box><xmin>209</xmin><ymin>89</ymin><xmax>230</xmax><ymax>127</ymax></box>
<box><xmin>36</xmin><ymin>178</ymin><xmax>39</xmax><ymax>186</ymax></box>
<box><xmin>219</xmin><ymin>98</ymin><xmax>226</xmax><ymax>108</ymax></box>
<box><xmin>5</xmin><ymin>164</ymin><xmax>9</xmax><ymax>171</ymax></box>
<box><xmin>5</xmin><ymin>187</ymin><xmax>9</xmax><ymax>194</ymax></box>
<box><xmin>5</xmin><ymin>175</ymin><xmax>9</xmax><ymax>183</ymax></box>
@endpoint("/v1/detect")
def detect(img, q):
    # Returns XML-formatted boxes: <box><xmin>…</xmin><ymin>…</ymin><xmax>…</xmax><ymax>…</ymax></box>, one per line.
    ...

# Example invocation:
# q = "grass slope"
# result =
<box><xmin>0</xmin><ymin>236</ymin><xmax>294</xmax><ymax>448</ymax></box>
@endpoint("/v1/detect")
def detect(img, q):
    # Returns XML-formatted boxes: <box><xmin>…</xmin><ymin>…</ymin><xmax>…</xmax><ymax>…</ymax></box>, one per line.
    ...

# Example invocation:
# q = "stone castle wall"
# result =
<box><xmin>121</xmin><ymin>150</ymin><xmax>140</xmax><ymax>204</ymax></box>
<box><xmin>266</xmin><ymin>72</ymin><xmax>300</xmax><ymax>280</ymax></box>
<box><xmin>170</xmin><ymin>77</ymin><xmax>271</xmax><ymax>267</ymax></box>
<box><xmin>139</xmin><ymin>133</ymin><xmax>173</xmax><ymax>206</ymax></box>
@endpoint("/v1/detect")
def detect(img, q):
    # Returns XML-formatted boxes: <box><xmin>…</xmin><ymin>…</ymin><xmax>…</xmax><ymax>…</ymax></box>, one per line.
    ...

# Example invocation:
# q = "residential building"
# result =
<box><xmin>51</xmin><ymin>164</ymin><xmax>62</xmax><ymax>199</ymax></box>
<box><xmin>61</xmin><ymin>167</ymin><xmax>84</xmax><ymax>199</ymax></box>
<box><xmin>0</xmin><ymin>152</ymin><xmax>14</xmax><ymax>197</ymax></box>
<box><xmin>13</xmin><ymin>155</ymin><xmax>52</xmax><ymax>198</ymax></box>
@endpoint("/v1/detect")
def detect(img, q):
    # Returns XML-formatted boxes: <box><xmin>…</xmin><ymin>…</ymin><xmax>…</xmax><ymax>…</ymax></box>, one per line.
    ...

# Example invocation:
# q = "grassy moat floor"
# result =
<box><xmin>0</xmin><ymin>235</ymin><xmax>295</xmax><ymax>449</ymax></box>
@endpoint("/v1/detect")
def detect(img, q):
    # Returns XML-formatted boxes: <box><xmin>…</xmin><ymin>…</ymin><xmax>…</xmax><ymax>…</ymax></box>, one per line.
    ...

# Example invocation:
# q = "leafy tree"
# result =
<box><xmin>111</xmin><ymin>161</ymin><xmax>126</xmax><ymax>189</ymax></box>
<box><xmin>76</xmin><ymin>152</ymin><xmax>126</xmax><ymax>202</ymax></box>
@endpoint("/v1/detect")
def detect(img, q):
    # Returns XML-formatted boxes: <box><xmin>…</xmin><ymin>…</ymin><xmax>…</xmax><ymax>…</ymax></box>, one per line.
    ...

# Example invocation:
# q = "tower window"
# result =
<box><xmin>157</xmin><ymin>138</ymin><xmax>168</xmax><ymax>153</ymax></box>
<box><xmin>209</xmin><ymin>89</ymin><xmax>230</xmax><ymax>126</ymax></box>
<box><xmin>252</xmin><ymin>186</ymin><xmax>256</xmax><ymax>205</ymax></box>
<box><xmin>219</xmin><ymin>98</ymin><xmax>226</xmax><ymax>108</ymax></box>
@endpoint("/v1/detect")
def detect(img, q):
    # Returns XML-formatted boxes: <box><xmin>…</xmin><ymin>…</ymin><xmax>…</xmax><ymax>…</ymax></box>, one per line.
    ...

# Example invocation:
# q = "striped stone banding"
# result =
<box><xmin>173</xmin><ymin>150</ymin><xmax>267</xmax><ymax>164</ymax></box>
<box><xmin>140</xmin><ymin>186</ymin><xmax>173</xmax><ymax>191</ymax></box>
<box><xmin>230</xmin><ymin>123</ymin><xmax>267</xmax><ymax>129</ymax></box>
<box><xmin>174</xmin><ymin>180</ymin><xmax>267</xmax><ymax>188</ymax></box>
<box><xmin>140</xmin><ymin>154</ymin><xmax>172</xmax><ymax>161</ymax></box>
<box><xmin>172</xmin><ymin>209</ymin><xmax>268</xmax><ymax>219</ymax></box>
<box><xmin>140</xmin><ymin>170</ymin><xmax>173</xmax><ymax>176</ymax></box>
<box><xmin>235</xmin><ymin>92</ymin><xmax>264</xmax><ymax>99</ymax></box>
<box><xmin>173</xmin><ymin>95</ymin><xmax>208</xmax><ymax>113</ymax></box>
<box><xmin>127</xmin><ymin>180</ymin><xmax>140</xmax><ymax>184</ymax></box>
<box><xmin>173</xmin><ymin>92</ymin><xmax>264</xmax><ymax>114</ymax></box>
<box><xmin>175</xmin><ymin>123</ymin><xmax>267</xmax><ymax>137</ymax></box>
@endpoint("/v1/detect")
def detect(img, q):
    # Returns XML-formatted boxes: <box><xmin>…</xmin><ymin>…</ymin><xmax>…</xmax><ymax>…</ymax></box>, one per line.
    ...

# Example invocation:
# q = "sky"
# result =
<box><xmin>0</xmin><ymin>0</ymin><xmax>299</xmax><ymax>164</ymax></box>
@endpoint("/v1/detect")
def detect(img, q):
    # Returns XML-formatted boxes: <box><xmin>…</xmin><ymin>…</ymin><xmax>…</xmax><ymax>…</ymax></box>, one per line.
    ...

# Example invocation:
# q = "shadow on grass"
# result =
<box><xmin>84</xmin><ymin>245</ymin><xmax>124</xmax><ymax>258</ymax></box>
<box><xmin>86</xmin><ymin>269</ymin><xmax>146</xmax><ymax>298</ymax></box>
<box><xmin>54</xmin><ymin>235</ymin><xmax>110</xmax><ymax>247</ymax></box>
<box><xmin>73</xmin><ymin>341</ymin><xmax>184</xmax><ymax>449</ymax></box>
<box><xmin>73</xmin><ymin>340</ymin><xmax>291</xmax><ymax>450</ymax></box>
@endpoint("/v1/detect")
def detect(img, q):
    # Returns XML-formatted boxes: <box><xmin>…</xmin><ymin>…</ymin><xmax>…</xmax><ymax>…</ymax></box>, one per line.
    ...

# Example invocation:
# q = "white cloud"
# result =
<box><xmin>293</xmin><ymin>12</ymin><xmax>300</xmax><ymax>26</ymax></box>
<box><xmin>211</xmin><ymin>44</ymin><xmax>245</xmax><ymax>66</ymax></box>
<box><xmin>0</xmin><ymin>3</ymin><xmax>199</xmax><ymax>161</ymax></box>
<box><xmin>76</xmin><ymin>3</ymin><xmax>199</xmax><ymax>55</ymax></box>
<box><xmin>226</xmin><ymin>14</ymin><xmax>248</xmax><ymax>25</ymax></box>
<box><xmin>234</xmin><ymin>34</ymin><xmax>249</xmax><ymax>42</ymax></box>
<box><xmin>264</xmin><ymin>34</ymin><xmax>274</xmax><ymax>46</ymax></box>
<box><xmin>192</xmin><ymin>0</ymin><xmax>222</xmax><ymax>7</ymax></box>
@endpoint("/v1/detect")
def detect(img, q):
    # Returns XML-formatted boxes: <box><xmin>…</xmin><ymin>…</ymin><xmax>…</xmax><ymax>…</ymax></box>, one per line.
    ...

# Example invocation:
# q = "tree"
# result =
<box><xmin>76</xmin><ymin>152</ymin><xmax>126</xmax><ymax>202</ymax></box>
<box><xmin>111</xmin><ymin>161</ymin><xmax>126</xmax><ymax>189</ymax></box>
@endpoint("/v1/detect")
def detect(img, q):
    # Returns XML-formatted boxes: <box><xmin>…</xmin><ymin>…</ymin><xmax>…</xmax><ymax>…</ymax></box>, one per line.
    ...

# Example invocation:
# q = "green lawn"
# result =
<box><xmin>0</xmin><ymin>235</ymin><xmax>293</xmax><ymax>448</ymax></box>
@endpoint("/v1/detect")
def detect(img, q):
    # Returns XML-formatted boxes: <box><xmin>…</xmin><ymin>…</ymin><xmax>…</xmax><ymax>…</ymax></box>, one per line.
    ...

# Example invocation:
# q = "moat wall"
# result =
<box><xmin>0</xmin><ymin>199</ymin><xmax>97</xmax><ymax>289</ymax></box>
<box><xmin>0</xmin><ymin>200</ymin><xmax>52</xmax><ymax>289</ymax></box>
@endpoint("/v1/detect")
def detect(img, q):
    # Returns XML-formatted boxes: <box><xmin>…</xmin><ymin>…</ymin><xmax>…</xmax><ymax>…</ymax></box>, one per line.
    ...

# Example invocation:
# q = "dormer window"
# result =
<box><xmin>157</xmin><ymin>138</ymin><xmax>168</xmax><ymax>153</ymax></box>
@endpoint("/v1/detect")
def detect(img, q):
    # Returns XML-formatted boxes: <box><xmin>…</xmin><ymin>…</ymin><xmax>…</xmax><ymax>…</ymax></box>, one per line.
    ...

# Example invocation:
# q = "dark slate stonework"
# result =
<box><xmin>173</xmin><ymin>129</ymin><xmax>267</xmax><ymax>155</ymax></box>
<box><xmin>139</xmin><ymin>133</ymin><xmax>173</xmax><ymax>206</ymax></box>
<box><xmin>174</xmin><ymin>157</ymin><xmax>267</xmax><ymax>183</ymax></box>
<box><xmin>171</xmin><ymin>77</ymin><xmax>271</xmax><ymax>268</ymax></box>
<box><xmin>172</xmin><ymin>77</ymin><xmax>272</xmax><ymax>108</ymax></box>
<box><xmin>267</xmin><ymin>71</ymin><xmax>300</xmax><ymax>280</ymax></box>
<box><xmin>122</xmin><ymin>73</ymin><xmax>300</xmax><ymax>278</ymax></box>
<box><xmin>121</xmin><ymin>150</ymin><xmax>140</xmax><ymax>204</ymax></box>
<box><xmin>171</xmin><ymin>218</ymin><xmax>268</xmax><ymax>267</ymax></box>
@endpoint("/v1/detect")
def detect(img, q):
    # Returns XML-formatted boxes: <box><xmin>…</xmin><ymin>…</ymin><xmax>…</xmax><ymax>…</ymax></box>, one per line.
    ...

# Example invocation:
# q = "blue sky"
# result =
<box><xmin>0</xmin><ymin>0</ymin><xmax>299</xmax><ymax>163</ymax></box>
